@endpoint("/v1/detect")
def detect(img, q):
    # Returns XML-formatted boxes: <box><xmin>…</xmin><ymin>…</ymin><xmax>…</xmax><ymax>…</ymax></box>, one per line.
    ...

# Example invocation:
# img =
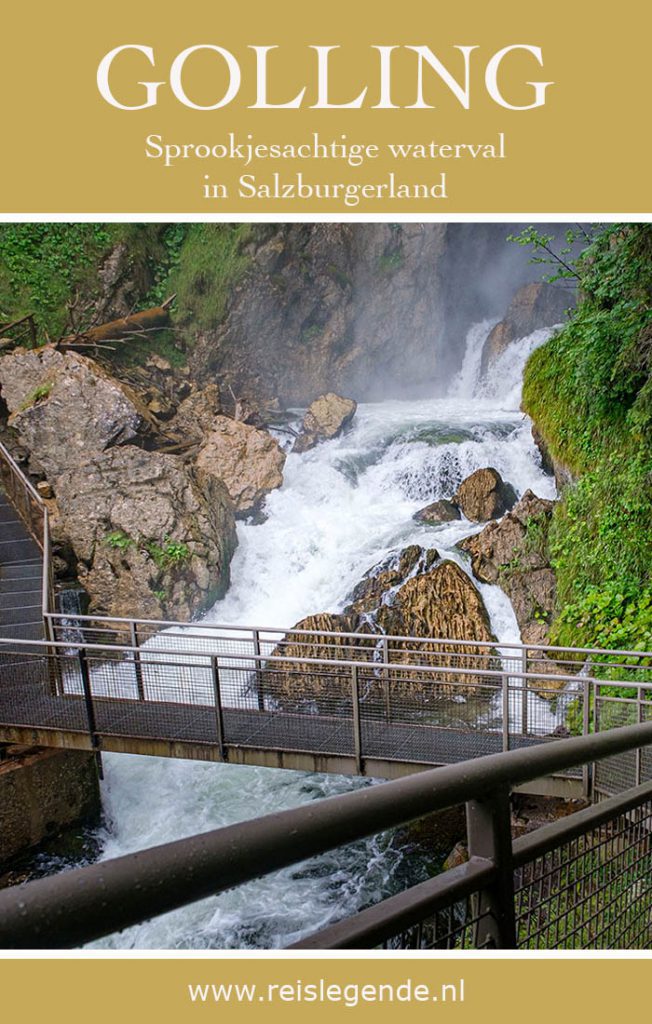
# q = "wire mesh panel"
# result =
<box><xmin>0</xmin><ymin>648</ymin><xmax>88</xmax><ymax>735</ymax></box>
<box><xmin>514</xmin><ymin>798</ymin><xmax>652</xmax><ymax>949</ymax></box>
<box><xmin>594</xmin><ymin>688</ymin><xmax>652</xmax><ymax>796</ymax></box>
<box><xmin>378</xmin><ymin>895</ymin><xmax>493</xmax><ymax>950</ymax></box>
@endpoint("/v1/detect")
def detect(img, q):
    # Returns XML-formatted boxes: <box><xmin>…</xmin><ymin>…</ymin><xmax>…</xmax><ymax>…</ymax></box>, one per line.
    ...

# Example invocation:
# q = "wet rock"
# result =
<box><xmin>293</xmin><ymin>393</ymin><xmax>357</xmax><ymax>453</ymax></box>
<box><xmin>453</xmin><ymin>467</ymin><xmax>517</xmax><ymax>522</ymax></box>
<box><xmin>263</xmin><ymin>612</ymin><xmax>367</xmax><ymax>707</ymax></box>
<box><xmin>345</xmin><ymin>546</ymin><xmax>438</xmax><ymax>617</ymax></box>
<box><xmin>481</xmin><ymin>282</ymin><xmax>571</xmax><ymax>375</ymax></box>
<box><xmin>373</xmin><ymin>560</ymin><xmax>495</xmax><ymax>650</ymax></box>
<box><xmin>414</xmin><ymin>499</ymin><xmax>461</xmax><ymax>525</ymax></box>
<box><xmin>196</xmin><ymin>415</ymin><xmax>286</xmax><ymax>517</ymax></box>
<box><xmin>0</xmin><ymin>346</ymin><xmax>157</xmax><ymax>479</ymax></box>
<box><xmin>267</xmin><ymin>550</ymin><xmax>498</xmax><ymax>708</ymax></box>
<box><xmin>459</xmin><ymin>490</ymin><xmax>566</xmax><ymax>688</ymax></box>
<box><xmin>53</xmin><ymin>446</ymin><xmax>236</xmax><ymax>621</ymax></box>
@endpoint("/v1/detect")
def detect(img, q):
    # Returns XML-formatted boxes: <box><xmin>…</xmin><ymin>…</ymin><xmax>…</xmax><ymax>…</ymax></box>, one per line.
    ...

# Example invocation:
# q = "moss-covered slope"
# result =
<box><xmin>522</xmin><ymin>226</ymin><xmax>652</xmax><ymax>652</ymax></box>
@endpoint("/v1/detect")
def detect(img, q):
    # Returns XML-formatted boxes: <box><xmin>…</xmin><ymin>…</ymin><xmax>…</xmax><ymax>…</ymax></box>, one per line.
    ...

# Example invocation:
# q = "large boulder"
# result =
<box><xmin>265</xmin><ymin>549</ymin><xmax>498</xmax><ymax>708</ymax></box>
<box><xmin>454</xmin><ymin>467</ymin><xmax>517</xmax><ymax>522</ymax></box>
<box><xmin>53</xmin><ymin>446</ymin><xmax>237</xmax><ymax>621</ymax></box>
<box><xmin>196</xmin><ymin>415</ymin><xmax>286</xmax><ymax>517</ymax></box>
<box><xmin>481</xmin><ymin>282</ymin><xmax>570</xmax><ymax>375</ymax></box>
<box><xmin>459</xmin><ymin>490</ymin><xmax>557</xmax><ymax>650</ymax></box>
<box><xmin>293</xmin><ymin>393</ymin><xmax>357</xmax><ymax>453</ymax></box>
<box><xmin>0</xmin><ymin>346</ymin><xmax>156</xmax><ymax>479</ymax></box>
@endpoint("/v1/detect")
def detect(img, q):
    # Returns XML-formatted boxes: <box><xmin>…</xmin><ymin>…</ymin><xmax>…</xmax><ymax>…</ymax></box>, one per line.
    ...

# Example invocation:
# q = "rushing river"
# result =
<box><xmin>89</xmin><ymin>320</ymin><xmax>558</xmax><ymax>949</ymax></box>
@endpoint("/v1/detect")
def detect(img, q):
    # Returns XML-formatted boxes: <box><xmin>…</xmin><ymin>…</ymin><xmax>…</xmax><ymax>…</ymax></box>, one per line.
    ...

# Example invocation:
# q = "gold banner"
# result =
<box><xmin>1</xmin><ymin>957</ymin><xmax>650</xmax><ymax>1023</ymax></box>
<box><xmin>0</xmin><ymin>0</ymin><xmax>650</xmax><ymax>213</ymax></box>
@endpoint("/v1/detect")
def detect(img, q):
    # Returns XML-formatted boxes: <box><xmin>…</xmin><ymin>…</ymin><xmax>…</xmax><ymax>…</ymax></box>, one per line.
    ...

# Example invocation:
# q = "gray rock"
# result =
<box><xmin>53</xmin><ymin>446</ymin><xmax>236</xmax><ymax>621</ymax></box>
<box><xmin>414</xmin><ymin>498</ymin><xmax>461</xmax><ymax>525</ymax></box>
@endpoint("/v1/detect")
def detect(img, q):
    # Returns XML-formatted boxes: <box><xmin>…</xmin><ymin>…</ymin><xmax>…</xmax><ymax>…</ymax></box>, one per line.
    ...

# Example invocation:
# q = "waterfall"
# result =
<box><xmin>86</xmin><ymin>318</ymin><xmax>561</xmax><ymax>949</ymax></box>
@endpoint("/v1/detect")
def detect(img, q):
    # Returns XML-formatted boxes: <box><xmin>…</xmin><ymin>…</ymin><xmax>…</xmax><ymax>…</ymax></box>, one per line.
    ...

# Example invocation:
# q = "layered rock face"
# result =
<box><xmin>293</xmin><ymin>393</ymin><xmax>357</xmax><ymax>453</ymax></box>
<box><xmin>189</xmin><ymin>224</ymin><xmax>530</xmax><ymax>406</ymax></box>
<box><xmin>264</xmin><ymin>547</ymin><xmax>497</xmax><ymax>707</ymax></box>
<box><xmin>459</xmin><ymin>490</ymin><xmax>559</xmax><ymax>661</ymax></box>
<box><xmin>54</xmin><ymin>447</ymin><xmax>236</xmax><ymax>621</ymax></box>
<box><xmin>480</xmin><ymin>281</ymin><xmax>572</xmax><ymax>375</ymax></box>
<box><xmin>196</xmin><ymin>416</ymin><xmax>286</xmax><ymax>517</ymax></box>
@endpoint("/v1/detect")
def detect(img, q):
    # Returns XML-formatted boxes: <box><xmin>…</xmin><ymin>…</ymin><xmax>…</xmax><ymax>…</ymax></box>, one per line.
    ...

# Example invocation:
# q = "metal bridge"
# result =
<box><xmin>1</xmin><ymin>441</ymin><xmax>652</xmax><ymax>950</ymax></box>
<box><xmin>0</xmin><ymin>440</ymin><xmax>651</xmax><ymax>798</ymax></box>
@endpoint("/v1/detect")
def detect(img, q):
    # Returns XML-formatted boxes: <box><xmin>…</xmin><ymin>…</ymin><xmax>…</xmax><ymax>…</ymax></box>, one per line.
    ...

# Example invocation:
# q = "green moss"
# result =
<box><xmin>169</xmin><ymin>224</ymin><xmax>253</xmax><ymax>331</ymax></box>
<box><xmin>19</xmin><ymin>381</ymin><xmax>53</xmax><ymax>411</ymax></box>
<box><xmin>521</xmin><ymin>225</ymin><xmax>652</xmax><ymax>661</ymax></box>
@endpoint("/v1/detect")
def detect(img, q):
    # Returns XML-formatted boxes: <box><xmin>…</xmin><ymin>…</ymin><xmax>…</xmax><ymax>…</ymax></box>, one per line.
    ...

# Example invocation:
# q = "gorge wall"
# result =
<box><xmin>185</xmin><ymin>223</ymin><xmax>554</xmax><ymax>405</ymax></box>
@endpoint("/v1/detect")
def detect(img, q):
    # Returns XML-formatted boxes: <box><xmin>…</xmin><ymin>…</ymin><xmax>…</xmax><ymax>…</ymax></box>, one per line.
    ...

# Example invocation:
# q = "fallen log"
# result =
<box><xmin>57</xmin><ymin>295</ymin><xmax>175</xmax><ymax>349</ymax></box>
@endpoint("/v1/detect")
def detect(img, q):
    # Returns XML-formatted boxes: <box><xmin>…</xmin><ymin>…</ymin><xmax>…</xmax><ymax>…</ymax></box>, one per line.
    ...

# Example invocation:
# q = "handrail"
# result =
<box><xmin>291</xmin><ymin>777</ymin><xmax>652</xmax><ymax>949</ymax></box>
<box><xmin>42</xmin><ymin>609</ymin><xmax>652</xmax><ymax>662</ymax></box>
<box><xmin>0</xmin><ymin>634</ymin><xmax>631</xmax><ymax>689</ymax></box>
<box><xmin>0</xmin><ymin>440</ymin><xmax>46</xmax><ymax>508</ymax></box>
<box><xmin>0</xmin><ymin>440</ymin><xmax>54</xmax><ymax>625</ymax></box>
<box><xmin>1</xmin><ymin>720</ymin><xmax>651</xmax><ymax>949</ymax></box>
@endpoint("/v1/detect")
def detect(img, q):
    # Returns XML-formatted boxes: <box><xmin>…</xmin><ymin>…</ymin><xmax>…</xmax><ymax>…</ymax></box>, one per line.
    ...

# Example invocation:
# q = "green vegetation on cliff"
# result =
<box><xmin>522</xmin><ymin>226</ymin><xmax>652</xmax><ymax>652</ymax></box>
<box><xmin>0</xmin><ymin>223</ymin><xmax>252</xmax><ymax>345</ymax></box>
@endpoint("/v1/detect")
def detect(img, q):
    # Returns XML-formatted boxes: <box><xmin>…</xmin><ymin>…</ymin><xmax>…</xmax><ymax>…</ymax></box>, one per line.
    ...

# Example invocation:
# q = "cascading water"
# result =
<box><xmin>89</xmin><ymin>319</ymin><xmax>561</xmax><ymax>949</ymax></box>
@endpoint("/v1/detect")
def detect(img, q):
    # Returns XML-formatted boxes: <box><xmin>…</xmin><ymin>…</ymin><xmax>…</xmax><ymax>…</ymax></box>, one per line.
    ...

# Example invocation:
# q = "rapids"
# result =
<box><xmin>90</xmin><ymin>319</ymin><xmax>559</xmax><ymax>949</ymax></box>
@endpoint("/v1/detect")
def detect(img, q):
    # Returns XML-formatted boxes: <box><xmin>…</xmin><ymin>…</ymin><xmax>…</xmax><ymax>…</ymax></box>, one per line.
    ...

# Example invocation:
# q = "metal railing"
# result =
<box><xmin>1</xmin><ymin>635</ymin><xmax>650</xmax><ymax>790</ymax></box>
<box><xmin>0</xmin><ymin>440</ymin><xmax>54</xmax><ymax>635</ymax></box>
<box><xmin>1</xmin><ymin>720</ymin><xmax>651</xmax><ymax>949</ymax></box>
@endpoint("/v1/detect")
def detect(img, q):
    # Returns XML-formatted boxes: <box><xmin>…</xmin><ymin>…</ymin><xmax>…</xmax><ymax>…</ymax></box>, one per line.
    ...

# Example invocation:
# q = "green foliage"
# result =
<box><xmin>20</xmin><ymin>381</ymin><xmax>53</xmax><ymax>410</ymax></box>
<box><xmin>0</xmin><ymin>224</ymin><xmax>114</xmax><ymax>338</ymax></box>
<box><xmin>520</xmin><ymin>225</ymin><xmax>652</xmax><ymax>659</ymax></box>
<box><xmin>105</xmin><ymin>530</ymin><xmax>135</xmax><ymax>552</ymax></box>
<box><xmin>105</xmin><ymin>530</ymin><xmax>190</xmax><ymax>573</ymax></box>
<box><xmin>169</xmin><ymin>224</ymin><xmax>253</xmax><ymax>330</ymax></box>
<box><xmin>145</xmin><ymin>537</ymin><xmax>190</xmax><ymax>570</ymax></box>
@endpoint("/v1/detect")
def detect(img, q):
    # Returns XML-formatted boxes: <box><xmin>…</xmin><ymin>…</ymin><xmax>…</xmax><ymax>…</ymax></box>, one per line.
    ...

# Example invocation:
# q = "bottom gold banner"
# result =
<box><xmin>0</xmin><ymin>957</ymin><xmax>648</xmax><ymax>1024</ymax></box>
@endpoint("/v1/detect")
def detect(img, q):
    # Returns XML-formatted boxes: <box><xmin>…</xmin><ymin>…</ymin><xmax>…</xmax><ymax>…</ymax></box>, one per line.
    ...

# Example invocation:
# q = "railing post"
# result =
<box><xmin>466</xmin><ymin>787</ymin><xmax>516</xmax><ymax>948</ymax></box>
<box><xmin>502</xmin><ymin>672</ymin><xmax>510</xmax><ymax>752</ymax></box>
<box><xmin>636</xmin><ymin>685</ymin><xmax>644</xmax><ymax>787</ymax></box>
<box><xmin>211</xmin><ymin>655</ymin><xmax>226</xmax><ymax>761</ymax></box>
<box><xmin>253</xmin><ymin>629</ymin><xmax>264</xmax><ymax>711</ymax></box>
<box><xmin>382</xmin><ymin>636</ymin><xmax>391</xmax><ymax>723</ymax></box>
<box><xmin>582</xmin><ymin>675</ymin><xmax>592</xmax><ymax>798</ymax></box>
<box><xmin>520</xmin><ymin>647</ymin><xmax>528</xmax><ymax>737</ymax></box>
<box><xmin>130</xmin><ymin>621</ymin><xmax>146</xmax><ymax>702</ymax></box>
<box><xmin>351</xmin><ymin>664</ymin><xmax>362</xmax><ymax>774</ymax></box>
<box><xmin>77</xmin><ymin>648</ymin><xmax>102</xmax><ymax>778</ymax></box>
